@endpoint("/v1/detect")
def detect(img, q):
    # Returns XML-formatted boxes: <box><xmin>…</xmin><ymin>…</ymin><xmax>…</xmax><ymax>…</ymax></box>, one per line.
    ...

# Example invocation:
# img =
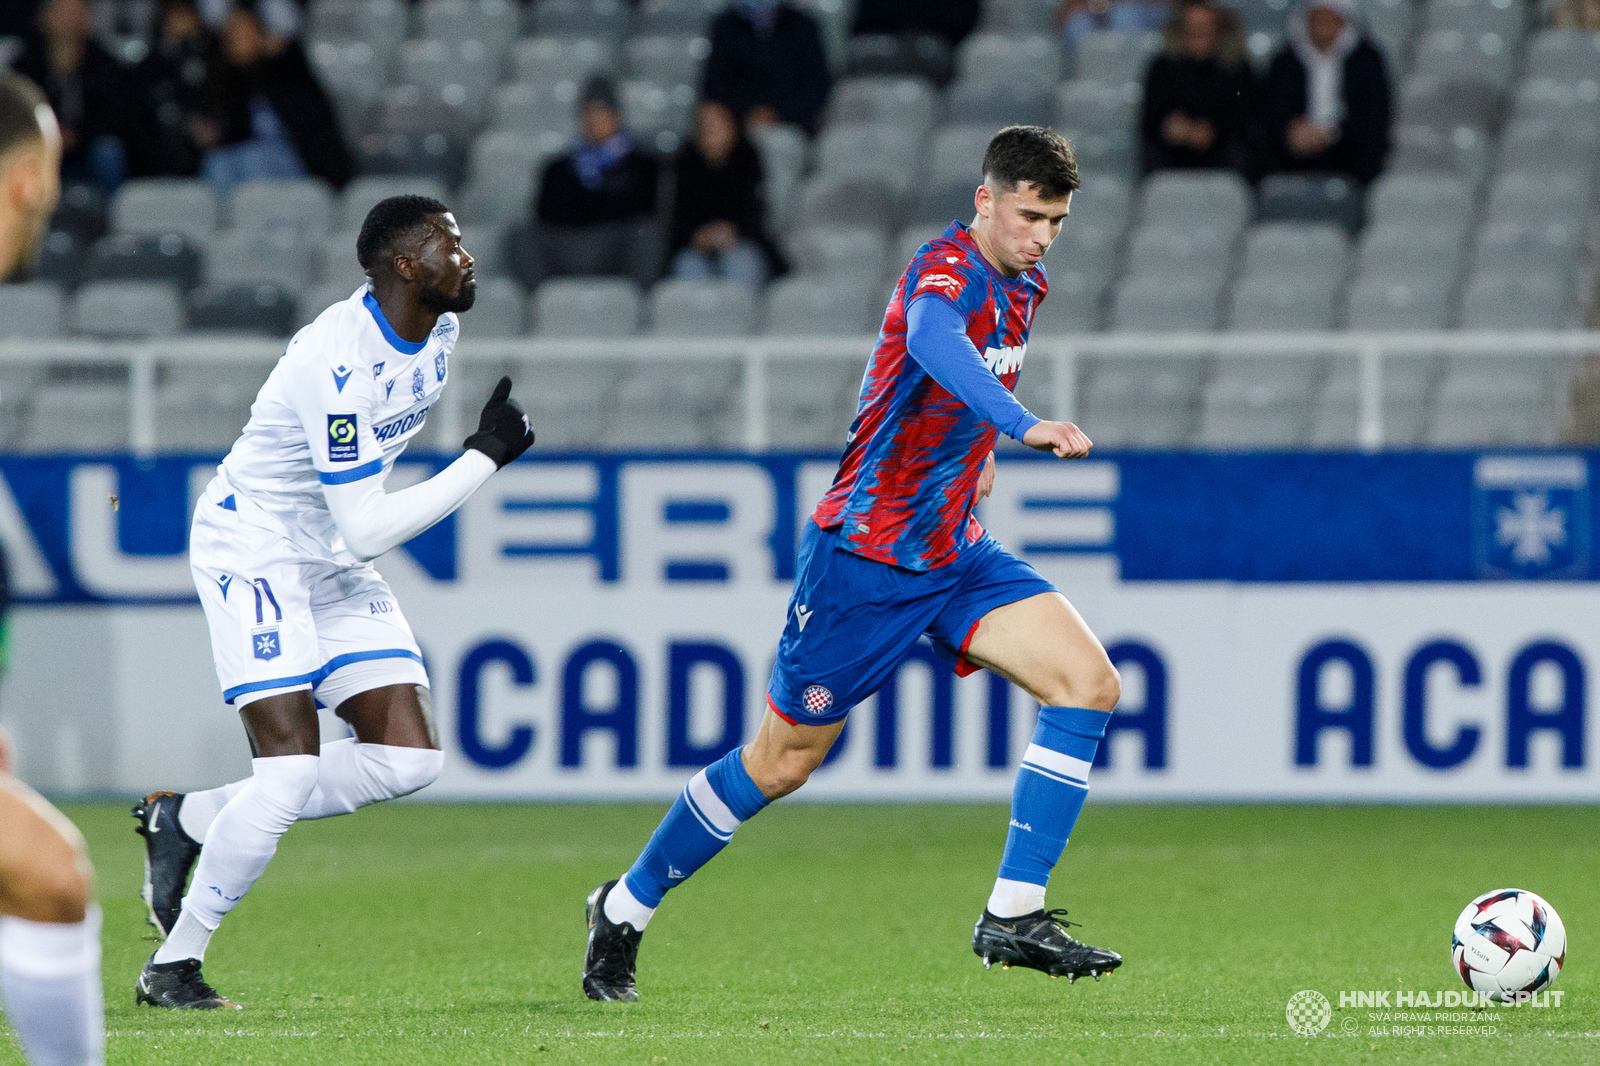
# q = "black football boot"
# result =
<box><xmin>135</xmin><ymin>956</ymin><xmax>240</xmax><ymax>1009</ymax></box>
<box><xmin>972</xmin><ymin>908</ymin><xmax>1123</xmax><ymax>981</ymax></box>
<box><xmin>583</xmin><ymin>880</ymin><xmax>644</xmax><ymax>1002</ymax></box>
<box><xmin>131</xmin><ymin>791</ymin><xmax>202</xmax><ymax>937</ymax></box>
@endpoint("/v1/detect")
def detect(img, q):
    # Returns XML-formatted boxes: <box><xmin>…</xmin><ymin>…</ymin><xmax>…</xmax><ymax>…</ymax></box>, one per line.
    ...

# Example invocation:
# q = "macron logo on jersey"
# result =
<box><xmin>332</xmin><ymin>365</ymin><xmax>353</xmax><ymax>393</ymax></box>
<box><xmin>982</xmin><ymin>344</ymin><xmax>1027</xmax><ymax>376</ymax></box>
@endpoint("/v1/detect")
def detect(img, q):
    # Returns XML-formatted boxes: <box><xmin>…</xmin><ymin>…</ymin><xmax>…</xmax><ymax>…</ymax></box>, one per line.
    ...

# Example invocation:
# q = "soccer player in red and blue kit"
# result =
<box><xmin>583</xmin><ymin>126</ymin><xmax>1124</xmax><ymax>1000</ymax></box>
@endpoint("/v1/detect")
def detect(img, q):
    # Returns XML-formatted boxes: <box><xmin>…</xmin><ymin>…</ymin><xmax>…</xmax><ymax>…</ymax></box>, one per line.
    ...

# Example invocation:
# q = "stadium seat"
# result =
<box><xmin>788</xmin><ymin>225</ymin><xmax>889</xmax><ymax>287</ymax></box>
<box><xmin>383</xmin><ymin>80</ymin><xmax>489</xmax><ymax>135</ymax></box>
<box><xmin>887</xmin><ymin>224</ymin><xmax>948</xmax><ymax>276</ymax></box>
<box><xmin>458</xmin><ymin>224</ymin><xmax>508</xmax><ymax>278</ymax></box>
<box><xmin>1226</xmin><ymin>277</ymin><xmax>1339</xmax><ymax>331</ymax></box>
<box><xmin>73</xmin><ymin>281</ymin><xmax>184</xmax><ymax>338</ymax></box>
<box><xmin>1355</xmin><ymin>222</ymin><xmax>1467</xmax><ymax>283</ymax></box>
<box><xmin>1049</xmin><ymin>220</ymin><xmax>1122</xmax><ymax>282</ymax></box>
<box><xmin>816</xmin><ymin>123</ymin><xmax>926</xmax><ymax>195</ymax></box>
<box><xmin>1365</xmin><ymin>173</ymin><xmax>1475</xmax><ymax>230</ymax></box>
<box><xmin>1053</xmin><ymin>78</ymin><xmax>1140</xmax><ymax>136</ymax></box>
<box><xmin>927</xmin><ymin>125</ymin><xmax>995</xmax><ymax>186</ymax></box>
<box><xmin>186</xmin><ymin>283</ymin><xmax>299</xmax><ymax>336</ymax></box>
<box><xmin>153</xmin><ymin>377</ymin><xmax>260</xmax><ymax>450</ymax></box>
<box><xmin>85</xmin><ymin>233</ymin><xmax>203</xmax><ymax>290</ymax></box>
<box><xmin>48</xmin><ymin>183</ymin><xmax>106</xmax><ymax>246</ymax></box>
<box><xmin>531</xmin><ymin>277</ymin><xmax>641</xmax><ymax>336</ymax></box>
<box><xmin>1255</xmin><ymin>175</ymin><xmax>1363</xmax><ymax>231</ymax></box>
<box><xmin>1427</xmin><ymin>358</ymin><xmax>1561</xmax><ymax>446</ymax></box>
<box><xmin>513</xmin><ymin>361</ymin><xmax>623</xmax><ymax>446</ymax></box>
<box><xmin>1457</xmin><ymin>271</ymin><xmax>1570</xmax><ymax>329</ymax></box>
<box><xmin>620</xmin><ymin>79</ymin><xmax>696</xmax><ymax>152</ymax></box>
<box><xmin>355</xmin><ymin>129</ymin><xmax>470</xmax><ymax>185</ymax></box>
<box><xmin>307</xmin><ymin>0</ymin><xmax>408</xmax><ymax>60</ymax></box>
<box><xmin>1080</xmin><ymin>355</ymin><xmax>1202</xmax><ymax>445</ymax></box>
<box><xmin>416</xmin><ymin>0</ymin><xmax>520</xmax><ymax>60</ymax></box>
<box><xmin>1058</xmin><ymin>124</ymin><xmax>1138</xmax><ymax>180</ymax></box>
<box><xmin>1139</xmin><ymin>171</ymin><xmax>1251</xmax><ymax>233</ymax></box>
<box><xmin>1497</xmin><ymin>118</ymin><xmax>1600</xmax><ymax>179</ymax></box>
<box><xmin>1484</xmin><ymin>171</ymin><xmax>1594</xmax><ymax>226</ymax></box>
<box><xmin>491</xmin><ymin>81</ymin><xmax>581</xmax><ymax>138</ymax></box>
<box><xmin>462</xmin><ymin>277</ymin><xmax>526</xmax><ymax>336</ymax></box>
<box><xmin>0</xmin><ymin>282</ymin><xmax>66</xmax><ymax>339</ymax></box>
<box><xmin>1396</xmin><ymin>74</ymin><xmax>1503</xmax><ymax>133</ymax></box>
<box><xmin>396</xmin><ymin>39</ymin><xmax>499</xmax><ymax>112</ymax></box>
<box><xmin>298</xmin><ymin>281</ymin><xmax>364</xmax><ymax>327</ymax></box>
<box><xmin>111</xmin><ymin>179</ymin><xmax>217</xmax><ymax>241</ymax></box>
<box><xmin>1360</xmin><ymin>0</ymin><xmax>1413</xmax><ymax>57</ymax></box>
<box><xmin>1471</xmin><ymin>220</ymin><xmax>1584</xmax><ymax>278</ymax></box>
<box><xmin>308</xmin><ymin>40</ymin><xmax>388</xmax><ymax>107</ymax></box>
<box><xmin>1125</xmin><ymin>223</ymin><xmax>1238</xmax><ymax>284</ymax></box>
<box><xmin>944</xmin><ymin>80</ymin><xmax>1053</xmax><ymax>127</ymax></box>
<box><xmin>956</xmin><ymin>33</ymin><xmax>1063</xmax><ymax>89</ymax></box>
<box><xmin>1029</xmin><ymin>270</ymin><xmax>1104</xmax><ymax>333</ymax></box>
<box><xmin>625</xmin><ymin>34</ymin><xmax>710</xmax><ymax>88</ymax></box>
<box><xmin>459</xmin><ymin>131</ymin><xmax>557</xmax><ymax>223</ymax></box>
<box><xmin>615</xmin><ymin>360</ymin><xmax>740</xmax><ymax>447</ymax></box>
<box><xmin>511</xmin><ymin>36</ymin><xmax>619</xmax><ymax>83</ymax></box>
<box><xmin>317</xmin><ymin>229</ymin><xmax>367</xmax><ymax>288</ymax></box>
<box><xmin>24</xmin><ymin>384</ymin><xmax>130</xmax><ymax>452</ymax></box>
<box><xmin>763</xmin><ymin>278</ymin><xmax>878</xmax><ymax>335</ymax></box>
<box><xmin>1070</xmin><ymin>31</ymin><xmax>1161</xmax><ymax>85</ymax></box>
<box><xmin>906</xmin><ymin>178</ymin><xmax>977</xmax><ymax>229</ymax></box>
<box><xmin>749</xmin><ymin>123</ymin><xmax>806</xmax><ymax>233</ymax></box>
<box><xmin>1195</xmin><ymin>356</ymin><xmax>1325</xmax><ymax>446</ymax></box>
<box><xmin>649</xmin><ymin>280</ymin><xmax>756</xmax><ymax>336</ymax></box>
<box><xmin>1524</xmin><ymin>30</ymin><xmax>1600</xmax><ymax>83</ymax></box>
<box><xmin>1310</xmin><ymin>355</ymin><xmax>1436</xmax><ymax>447</ymax></box>
<box><xmin>842</xmin><ymin>34</ymin><xmax>954</xmax><ymax>84</ymax></box>
<box><xmin>635</xmin><ymin>0</ymin><xmax>720</xmax><ymax>34</ymax></box>
<box><xmin>1068</xmin><ymin>173</ymin><xmax>1134</xmax><ymax>231</ymax></box>
<box><xmin>797</xmin><ymin>174</ymin><xmax>907</xmax><ymax>230</ymax></box>
<box><xmin>1511</xmin><ymin>76</ymin><xmax>1600</xmax><ymax>125</ymax></box>
<box><xmin>1110</xmin><ymin>275</ymin><xmax>1223</xmax><ymax>331</ymax></box>
<box><xmin>530</xmin><ymin>0</ymin><xmax>631</xmax><ymax>40</ymax></box>
<box><xmin>30</xmin><ymin>231</ymin><xmax>83</xmax><ymax>290</ymax></box>
<box><xmin>981</xmin><ymin>0</ymin><xmax>1057</xmax><ymax>34</ymax></box>
<box><xmin>829</xmin><ymin>77</ymin><xmax>938</xmax><ymax>135</ymax></box>
<box><xmin>1412</xmin><ymin>30</ymin><xmax>1517</xmax><ymax>90</ymax></box>
<box><xmin>767</xmin><ymin>356</ymin><xmax>862</xmax><ymax>446</ymax></box>
<box><xmin>339</xmin><ymin>177</ymin><xmax>450</xmax><ymax>231</ymax></box>
<box><xmin>1239</xmin><ymin>223</ymin><xmax>1349</xmax><ymax>286</ymax></box>
<box><xmin>207</xmin><ymin>228</ymin><xmax>312</xmax><ymax>292</ymax></box>
<box><xmin>1422</xmin><ymin>0</ymin><xmax>1525</xmax><ymax>45</ymax></box>
<box><xmin>1343</xmin><ymin>276</ymin><xmax>1452</xmax><ymax>329</ymax></box>
<box><xmin>228</xmin><ymin>179</ymin><xmax>335</xmax><ymax>237</ymax></box>
<box><xmin>1387</xmin><ymin>122</ymin><xmax>1492</xmax><ymax>187</ymax></box>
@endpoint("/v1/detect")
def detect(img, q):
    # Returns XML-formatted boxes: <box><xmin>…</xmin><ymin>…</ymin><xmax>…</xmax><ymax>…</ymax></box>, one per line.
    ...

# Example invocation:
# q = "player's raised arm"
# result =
<box><xmin>317</xmin><ymin>377</ymin><xmax>533</xmax><ymax>561</ymax></box>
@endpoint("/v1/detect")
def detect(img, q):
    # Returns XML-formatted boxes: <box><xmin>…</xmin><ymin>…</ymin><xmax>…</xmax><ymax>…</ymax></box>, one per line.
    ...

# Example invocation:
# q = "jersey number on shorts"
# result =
<box><xmin>251</xmin><ymin>578</ymin><xmax>283</xmax><ymax>661</ymax></box>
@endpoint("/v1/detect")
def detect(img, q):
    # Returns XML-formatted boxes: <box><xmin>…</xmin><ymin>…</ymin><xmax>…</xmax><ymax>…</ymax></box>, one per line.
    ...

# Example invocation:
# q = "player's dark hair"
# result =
<box><xmin>356</xmin><ymin>194</ymin><xmax>451</xmax><ymax>273</ymax></box>
<box><xmin>982</xmin><ymin>126</ymin><xmax>1080</xmax><ymax>201</ymax></box>
<box><xmin>0</xmin><ymin>71</ymin><xmax>49</xmax><ymax>157</ymax></box>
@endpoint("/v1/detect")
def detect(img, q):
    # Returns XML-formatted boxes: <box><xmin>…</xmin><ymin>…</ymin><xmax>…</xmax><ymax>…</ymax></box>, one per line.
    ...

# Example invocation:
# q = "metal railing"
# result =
<box><xmin>2</xmin><ymin>331</ymin><xmax>1598</xmax><ymax>457</ymax></box>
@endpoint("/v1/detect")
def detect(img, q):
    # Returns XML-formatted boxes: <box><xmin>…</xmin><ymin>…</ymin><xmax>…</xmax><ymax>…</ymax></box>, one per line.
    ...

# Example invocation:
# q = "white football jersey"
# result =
<box><xmin>209</xmin><ymin>286</ymin><xmax>457</xmax><ymax>563</ymax></box>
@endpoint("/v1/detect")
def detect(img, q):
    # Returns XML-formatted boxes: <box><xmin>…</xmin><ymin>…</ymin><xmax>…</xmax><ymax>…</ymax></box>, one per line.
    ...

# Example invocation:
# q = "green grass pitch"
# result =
<box><xmin>10</xmin><ymin>801</ymin><xmax>1600</xmax><ymax>1065</ymax></box>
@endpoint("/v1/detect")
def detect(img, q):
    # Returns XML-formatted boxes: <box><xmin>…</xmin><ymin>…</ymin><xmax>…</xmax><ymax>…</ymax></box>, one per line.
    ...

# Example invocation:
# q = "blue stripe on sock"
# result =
<box><xmin>620</xmin><ymin>751</ymin><xmax>769</xmax><ymax>908</ymax></box>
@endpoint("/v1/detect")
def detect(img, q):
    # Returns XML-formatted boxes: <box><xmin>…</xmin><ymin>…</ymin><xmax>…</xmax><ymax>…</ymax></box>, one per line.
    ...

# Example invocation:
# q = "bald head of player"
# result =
<box><xmin>970</xmin><ymin>125</ymin><xmax>1079</xmax><ymax>278</ymax></box>
<box><xmin>356</xmin><ymin>194</ymin><xmax>477</xmax><ymax>343</ymax></box>
<box><xmin>0</xmin><ymin>71</ymin><xmax>62</xmax><ymax>284</ymax></box>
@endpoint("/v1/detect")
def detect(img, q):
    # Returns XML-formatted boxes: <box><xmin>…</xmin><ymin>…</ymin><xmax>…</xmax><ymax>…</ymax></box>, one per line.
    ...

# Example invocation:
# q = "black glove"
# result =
<box><xmin>464</xmin><ymin>376</ymin><xmax>534</xmax><ymax>468</ymax></box>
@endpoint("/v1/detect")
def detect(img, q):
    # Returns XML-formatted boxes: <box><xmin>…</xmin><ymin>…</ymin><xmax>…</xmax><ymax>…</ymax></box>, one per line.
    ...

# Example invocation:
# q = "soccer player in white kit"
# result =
<box><xmin>131</xmin><ymin>195</ymin><xmax>534</xmax><ymax>1008</ymax></box>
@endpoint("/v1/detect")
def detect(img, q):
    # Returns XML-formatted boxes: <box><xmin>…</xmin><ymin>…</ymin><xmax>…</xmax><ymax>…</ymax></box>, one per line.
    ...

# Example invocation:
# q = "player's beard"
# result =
<box><xmin>419</xmin><ymin>276</ymin><xmax>476</xmax><ymax>314</ymax></box>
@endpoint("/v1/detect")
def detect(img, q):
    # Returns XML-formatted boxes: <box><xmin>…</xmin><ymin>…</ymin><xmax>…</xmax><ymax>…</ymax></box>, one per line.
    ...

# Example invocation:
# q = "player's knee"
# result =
<box><xmin>12</xmin><ymin>834</ymin><xmax>92</xmax><ymax>923</ymax></box>
<box><xmin>378</xmin><ymin>746</ymin><xmax>443</xmax><ymax>799</ymax></box>
<box><xmin>1040</xmin><ymin>658</ymin><xmax>1120</xmax><ymax>712</ymax></box>
<box><xmin>751</xmin><ymin>749</ymin><xmax>821</xmax><ymax>800</ymax></box>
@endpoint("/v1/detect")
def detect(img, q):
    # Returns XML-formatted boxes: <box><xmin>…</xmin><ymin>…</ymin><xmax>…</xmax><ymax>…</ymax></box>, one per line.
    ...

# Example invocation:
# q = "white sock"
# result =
<box><xmin>0</xmin><ymin>905</ymin><xmax>105</xmax><ymax>1066</ymax></box>
<box><xmin>153</xmin><ymin>755</ymin><xmax>318</xmax><ymax>964</ymax></box>
<box><xmin>157</xmin><ymin>909</ymin><xmax>216</xmax><ymax>964</ymax></box>
<box><xmin>987</xmin><ymin>878</ymin><xmax>1047</xmax><ymax>919</ymax></box>
<box><xmin>602</xmin><ymin>879</ymin><xmax>656</xmax><ymax>931</ymax></box>
<box><xmin>297</xmin><ymin>739</ymin><xmax>443</xmax><ymax>820</ymax></box>
<box><xmin>177</xmin><ymin>782</ymin><xmax>247</xmax><ymax>843</ymax></box>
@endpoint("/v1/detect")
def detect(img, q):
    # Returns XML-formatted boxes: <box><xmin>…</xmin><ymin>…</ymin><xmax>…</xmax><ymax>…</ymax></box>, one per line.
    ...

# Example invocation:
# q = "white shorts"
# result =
<box><xmin>190</xmin><ymin>496</ymin><xmax>429</xmax><ymax>709</ymax></box>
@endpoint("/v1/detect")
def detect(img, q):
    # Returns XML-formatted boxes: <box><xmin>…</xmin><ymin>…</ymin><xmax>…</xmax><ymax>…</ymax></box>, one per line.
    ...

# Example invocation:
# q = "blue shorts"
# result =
<box><xmin>766</xmin><ymin>520</ymin><xmax>1057</xmax><ymax>725</ymax></box>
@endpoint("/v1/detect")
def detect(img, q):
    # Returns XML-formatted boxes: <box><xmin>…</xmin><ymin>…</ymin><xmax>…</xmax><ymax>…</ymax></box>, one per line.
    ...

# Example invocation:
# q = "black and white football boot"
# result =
<box><xmin>973</xmin><ymin>908</ymin><xmax>1123</xmax><ymax>982</ymax></box>
<box><xmin>135</xmin><ymin>956</ymin><xmax>240</xmax><ymax>1010</ymax></box>
<box><xmin>583</xmin><ymin>880</ymin><xmax>643</xmax><ymax>1002</ymax></box>
<box><xmin>131</xmin><ymin>791</ymin><xmax>202</xmax><ymax>937</ymax></box>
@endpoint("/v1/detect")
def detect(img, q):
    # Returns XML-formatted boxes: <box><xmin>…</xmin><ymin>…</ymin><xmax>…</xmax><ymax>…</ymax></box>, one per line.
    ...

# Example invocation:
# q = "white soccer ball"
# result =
<box><xmin>1452</xmin><ymin>888</ymin><xmax>1566</xmax><ymax>1003</ymax></box>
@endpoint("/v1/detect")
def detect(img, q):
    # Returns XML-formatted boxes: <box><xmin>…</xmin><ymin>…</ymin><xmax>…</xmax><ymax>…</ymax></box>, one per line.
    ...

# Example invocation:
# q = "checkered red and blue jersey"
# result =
<box><xmin>812</xmin><ymin>221</ymin><xmax>1046</xmax><ymax>572</ymax></box>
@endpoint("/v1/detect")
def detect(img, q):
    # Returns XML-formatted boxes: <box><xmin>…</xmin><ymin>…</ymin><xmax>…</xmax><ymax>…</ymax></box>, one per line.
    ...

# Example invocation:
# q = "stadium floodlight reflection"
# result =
<box><xmin>1</xmin><ymin>331</ymin><xmax>1597</xmax><ymax>456</ymax></box>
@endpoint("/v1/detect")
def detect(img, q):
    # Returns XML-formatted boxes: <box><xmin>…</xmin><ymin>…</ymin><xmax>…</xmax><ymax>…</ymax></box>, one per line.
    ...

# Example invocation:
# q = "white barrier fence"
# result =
<box><xmin>3</xmin><ymin>330</ymin><xmax>1598</xmax><ymax>456</ymax></box>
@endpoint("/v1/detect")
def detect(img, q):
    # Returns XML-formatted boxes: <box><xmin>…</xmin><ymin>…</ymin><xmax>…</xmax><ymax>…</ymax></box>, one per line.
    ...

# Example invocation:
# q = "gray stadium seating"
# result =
<box><xmin>1071</xmin><ymin>30</ymin><xmax>1160</xmax><ymax>85</ymax></box>
<box><xmin>1428</xmin><ymin>357</ymin><xmax>1562</xmax><ymax>445</ymax></box>
<box><xmin>531</xmin><ymin>278</ymin><xmax>641</xmax><ymax>336</ymax></box>
<box><xmin>228</xmin><ymin>179</ymin><xmax>335</xmax><ymax>237</ymax></box>
<box><xmin>1110</xmin><ymin>276</ymin><xmax>1224</xmax><ymax>331</ymax></box>
<box><xmin>397</xmin><ymin>38</ymin><xmax>499</xmax><ymax>108</ymax></box>
<box><xmin>339</xmin><ymin>177</ymin><xmax>450</xmax><ymax>231</ymax></box>
<box><xmin>796</xmin><ymin>174</ymin><xmax>906</xmax><ymax>230</ymax></box>
<box><xmin>615</xmin><ymin>360</ymin><xmax>739</xmax><ymax>447</ymax></box>
<box><xmin>1412</xmin><ymin>29</ymin><xmax>1518</xmax><ymax>90</ymax></box>
<box><xmin>530</xmin><ymin>0</ymin><xmax>632</xmax><ymax>40</ymax></box>
<box><xmin>516</xmin><ymin>362</ymin><xmax>623</xmax><ymax>446</ymax></box>
<box><xmin>86</xmin><ymin>233</ymin><xmax>203</xmax><ymax>291</ymax></box>
<box><xmin>764</xmin><ymin>278</ymin><xmax>878</xmax><ymax>335</ymax></box>
<box><xmin>1361</xmin><ymin>0</ymin><xmax>1415</xmax><ymax>58</ymax></box>
<box><xmin>1311</xmin><ymin>356</ymin><xmax>1437</xmax><ymax>446</ymax></box>
<box><xmin>1050</xmin><ymin>220</ymin><xmax>1122</xmax><ymax>282</ymax></box>
<box><xmin>111</xmin><ymin>179</ymin><xmax>217</xmax><ymax>241</ymax></box>
<box><xmin>981</xmin><ymin>0</ymin><xmax>1057</xmax><ymax>34</ymax></box>
<box><xmin>1458</xmin><ymin>271</ymin><xmax>1570</xmax><ymax>329</ymax></box>
<box><xmin>298</xmin><ymin>281</ymin><xmax>365</xmax><ymax>328</ymax></box>
<box><xmin>945</xmin><ymin>80</ymin><xmax>1053</xmax><ymax>127</ymax></box>
<box><xmin>1524</xmin><ymin>30</ymin><xmax>1600</xmax><ymax>82</ymax></box>
<box><xmin>1030</xmin><ymin>270</ymin><xmax>1104</xmax><ymax>333</ymax></box>
<box><xmin>458</xmin><ymin>224</ymin><xmax>507</xmax><ymax>278</ymax></box>
<box><xmin>308</xmin><ymin>0</ymin><xmax>408</xmax><ymax>60</ymax></box>
<box><xmin>625</xmin><ymin>33</ymin><xmax>710</xmax><ymax>87</ymax></box>
<box><xmin>1239</xmin><ymin>223</ymin><xmax>1349</xmax><ymax>286</ymax></box>
<box><xmin>1139</xmin><ymin>171</ymin><xmax>1251</xmax><ymax>233</ymax></box>
<box><xmin>26</xmin><ymin>385</ymin><xmax>130</xmax><ymax>452</ymax></box>
<box><xmin>510</xmin><ymin>36</ymin><xmax>619</xmax><ymax>83</ymax></box>
<box><xmin>462</xmin><ymin>277</ymin><xmax>526</xmax><ymax>336</ymax></box>
<box><xmin>649</xmin><ymin>280</ymin><xmax>756</xmax><ymax>336</ymax></box>
<box><xmin>1471</xmin><ymin>220</ymin><xmax>1584</xmax><ymax>278</ymax></box>
<box><xmin>207</xmin><ymin>229</ymin><xmax>311</xmax><ymax>292</ymax></box>
<box><xmin>417</xmin><ymin>0</ymin><xmax>520</xmax><ymax>58</ymax></box>
<box><xmin>828</xmin><ymin>77</ymin><xmax>938</xmax><ymax>134</ymax></box>
<box><xmin>73</xmin><ymin>281</ymin><xmax>184</xmax><ymax>338</ymax></box>
<box><xmin>1080</xmin><ymin>355</ymin><xmax>1203</xmax><ymax>446</ymax></box>
<box><xmin>187</xmin><ymin>284</ymin><xmax>299</xmax><ymax>336</ymax></box>
<box><xmin>620</xmin><ymin>79</ymin><xmax>696</xmax><ymax>150</ymax></box>
<box><xmin>1344</xmin><ymin>276</ymin><xmax>1453</xmax><ymax>329</ymax></box>
<box><xmin>491</xmin><ymin>80</ymin><xmax>581</xmax><ymax>139</ymax></box>
<box><xmin>1195</xmin><ymin>356</ymin><xmax>1326</xmax><ymax>446</ymax></box>
<box><xmin>1354</xmin><ymin>223</ymin><xmax>1467</xmax><ymax>285</ymax></box>
<box><xmin>1388</xmin><ymin>121</ymin><xmax>1492</xmax><ymax>186</ymax></box>
<box><xmin>789</xmin><ymin>226</ymin><xmax>889</xmax><ymax>287</ymax></box>
<box><xmin>636</xmin><ymin>0</ymin><xmax>720</xmax><ymax>34</ymax></box>
<box><xmin>956</xmin><ymin>33</ymin><xmax>1063</xmax><ymax>89</ymax></box>
<box><xmin>1423</xmin><ymin>0</ymin><xmax>1525</xmax><ymax>44</ymax></box>
<box><xmin>0</xmin><ymin>283</ymin><xmax>66</xmax><ymax>339</ymax></box>
<box><xmin>1124</xmin><ymin>223</ymin><xmax>1239</xmax><ymax>284</ymax></box>
<box><xmin>318</xmin><ymin>230</ymin><xmax>368</xmax><ymax>289</ymax></box>
<box><xmin>1053</xmin><ymin>79</ymin><xmax>1140</xmax><ymax>137</ymax></box>
<box><xmin>1227</xmin><ymin>278</ymin><xmax>1339</xmax><ymax>331</ymax></box>
<box><xmin>308</xmin><ymin>41</ymin><xmax>388</xmax><ymax>107</ymax></box>
<box><xmin>816</xmin><ymin>123</ymin><xmax>926</xmax><ymax>196</ymax></box>
<box><xmin>767</xmin><ymin>356</ymin><xmax>860</xmax><ymax>446</ymax></box>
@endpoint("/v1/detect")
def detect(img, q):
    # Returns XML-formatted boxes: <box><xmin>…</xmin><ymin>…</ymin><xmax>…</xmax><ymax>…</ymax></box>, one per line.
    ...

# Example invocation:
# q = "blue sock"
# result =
<box><xmin>991</xmin><ymin>706</ymin><xmax>1111</xmax><ymax>915</ymax></box>
<box><xmin>622</xmin><ymin>747</ymin><xmax>770</xmax><ymax>908</ymax></box>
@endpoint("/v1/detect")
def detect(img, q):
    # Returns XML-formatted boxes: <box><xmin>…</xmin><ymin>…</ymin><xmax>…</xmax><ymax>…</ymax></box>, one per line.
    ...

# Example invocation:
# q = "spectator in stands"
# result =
<box><xmin>1260</xmin><ymin>0</ymin><xmax>1391</xmax><ymax>184</ymax></box>
<box><xmin>1138</xmin><ymin>0</ymin><xmax>1254</xmax><ymax>175</ymax></box>
<box><xmin>850</xmin><ymin>0</ymin><xmax>981</xmax><ymax>48</ymax></box>
<box><xmin>702</xmin><ymin>0</ymin><xmax>831</xmax><ymax>136</ymax></box>
<box><xmin>196</xmin><ymin>7</ymin><xmax>352</xmax><ymax>194</ymax></box>
<box><xmin>134</xmin><ymin>0</ymin><xmax>217</xmax><ymax>178</ymax></box>
<box><xmin>1056</xmin><ymin>0</ymin><xmax>1172</xmax><ymax>47</ymax></box>
<box><xmin>16</xmin><ymin>0</ymin><xmax>151</xmax><ymax>192</ymax></box>
<box><xmin>667</xmin><ymin>100</ymin><xmax>785</xmax><ymax>289</ymax></box>
<box><xmin>1549</xmin><ymin>0</ymin><xmax>1600</xmax><ymax>29</ymax></box>
<box><xmin>525</xmin><ymin>76</ymin><xmax>661</xmax><ymax>282</ymax></box>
